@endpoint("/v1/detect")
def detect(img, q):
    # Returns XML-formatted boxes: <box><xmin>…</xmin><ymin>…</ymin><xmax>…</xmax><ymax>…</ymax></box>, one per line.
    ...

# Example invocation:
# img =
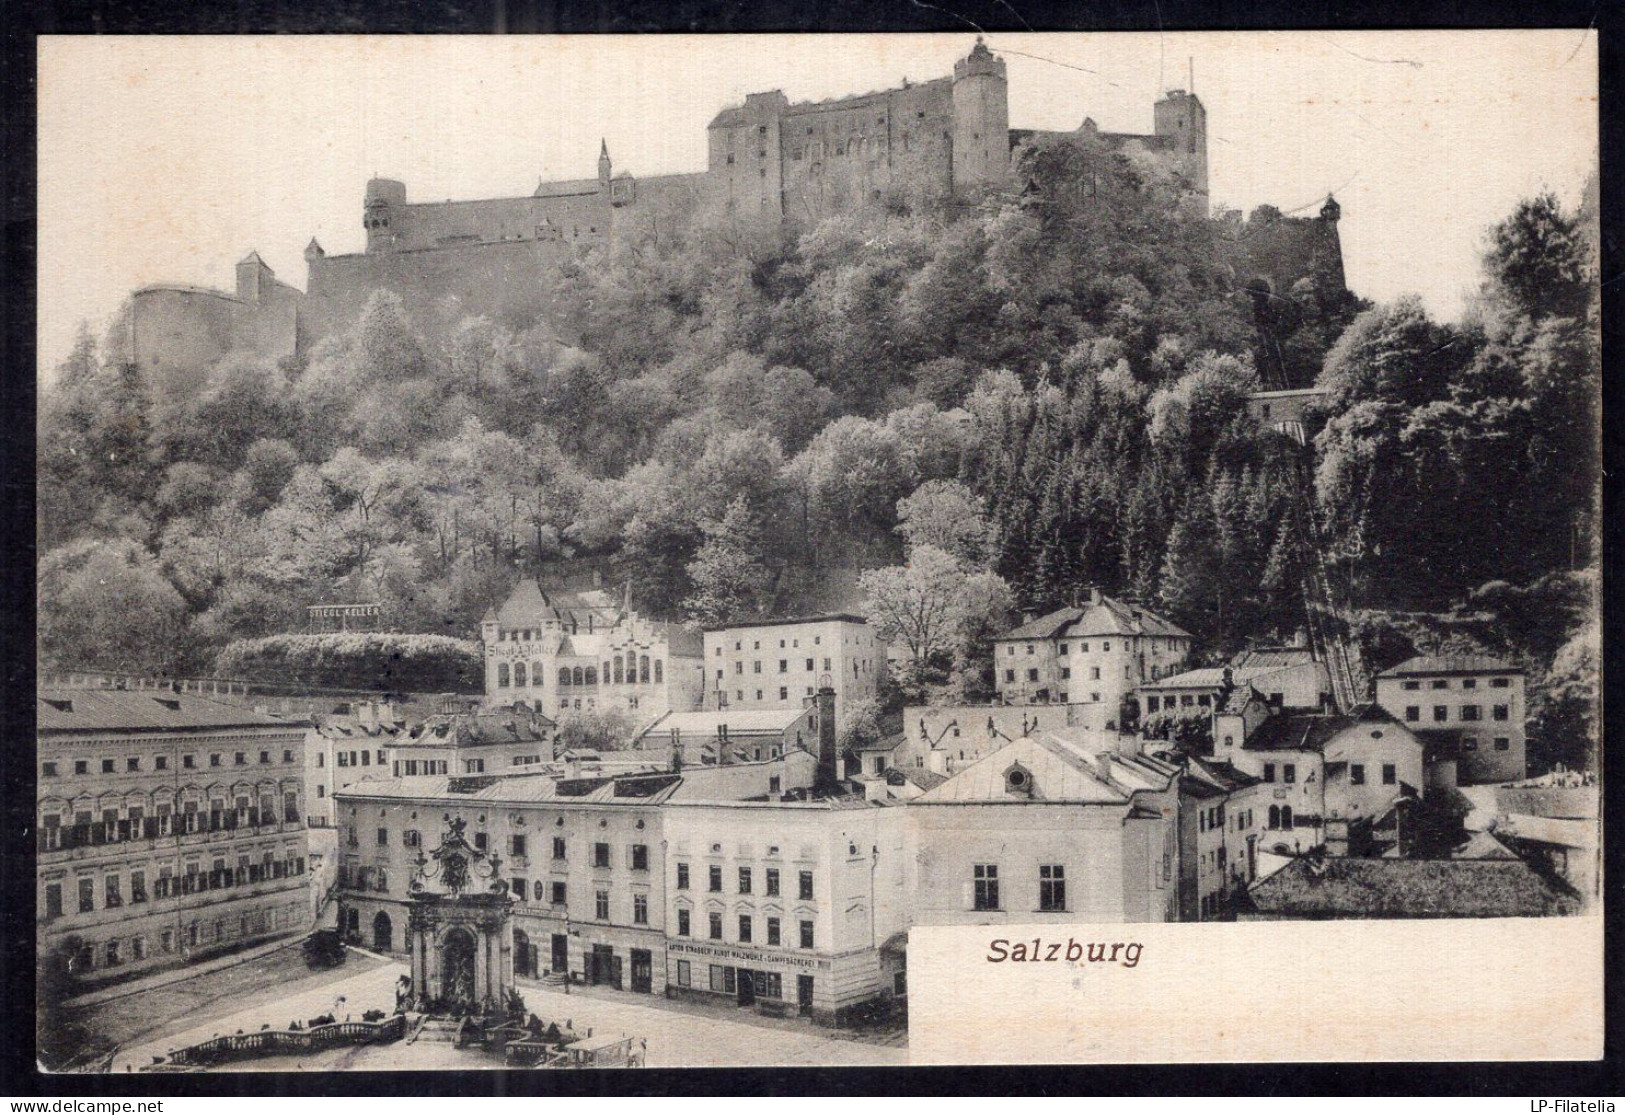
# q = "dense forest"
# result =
<box><xmin>36</xmin><ymin>137</ymin><xmax>1600</xmax><ymax>768</ymax></box>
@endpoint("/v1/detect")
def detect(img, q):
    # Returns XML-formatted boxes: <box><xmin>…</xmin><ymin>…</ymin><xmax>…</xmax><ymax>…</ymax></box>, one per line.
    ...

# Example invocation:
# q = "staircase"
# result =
<box><xmin>410</xmin><ymin>1017</ymin><xmax>464</xmax><ymax>1045</ymax></box>
<box><xmin>1286</xmin><ymin>454</ymin><xmax>1369</xmax><ymax>714</ymax></box>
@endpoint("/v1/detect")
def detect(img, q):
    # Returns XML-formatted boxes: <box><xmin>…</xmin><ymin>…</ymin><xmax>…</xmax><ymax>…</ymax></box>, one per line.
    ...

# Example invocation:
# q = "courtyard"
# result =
<box><xmin>107</xmin><ymin>951</ymin><xmax>907</xmax><ymax>1072</ymax></box>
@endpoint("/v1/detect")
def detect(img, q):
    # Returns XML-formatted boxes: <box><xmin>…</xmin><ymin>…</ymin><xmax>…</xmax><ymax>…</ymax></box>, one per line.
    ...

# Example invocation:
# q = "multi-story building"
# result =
<box><xmin>1167</xmin><ymin>754</ymin><xmax>1263</xmax><ymax>920</ymax></box>
<box><xmin>1140</xmin><ymin>648</ymin><xmax>1332</xmax><ymax>722</ymax></box>
<box><xmin>334</xmin><ymin>753</ymin><xmax>817</xmax><ymax>999</ymax></box>
<box><xmin>1374</xmin><ymin>656</ymin><xmax>1527</xmax><ymax>785</ymax></box>
<box><xmin>632</xmin><ymin>706</ymin><xmax>818</xmax><ymax>768</ymax></box>
<box><xmin>701</xmin><ymin>615</ymin><xmax>885</xmax><ymax>727</ymax></box>
<box><xmin>1212</xmin><ymin>689</ymin><xmax>1426</xmax><ymax>859</ymax></box>
<box><xmin>480</xmin><ymin>579</ymin><xmax>705</xmax><ymax>723</ymax></box>
<box><xmin>908</xmin><ymin>734</ymin><xmax>1183</xmax><ymax>925</ymax></box>
<box><xmin>303</xmin><ymin>699</ymin><xmax>409</xmax><ymax>828</ymax></box>
<box><xmin>36</xmin><ymin>690</ymin><xmax>313</xmax><ymax>984</ymax></box>
<box><xmin>661</xmin><ymin>797</ymin><xmax>908</xmax><ymax>1022</ymax></box>
<box><xmin>386</xmin><ymin>704</ymin><xmax>556</xmax><ymax>777</ymax></box>
<box><xmin>993</xmin><ymin>590</ymin><xmax>1192</xmax><ymax>725</ymax></box>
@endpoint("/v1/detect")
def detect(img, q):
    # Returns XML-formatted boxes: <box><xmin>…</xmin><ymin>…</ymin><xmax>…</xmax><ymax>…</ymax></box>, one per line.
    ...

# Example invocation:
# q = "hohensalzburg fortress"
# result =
<box><xmin>122</xmin><ymin>39</ymin><xmax>1339</xmax><ymax>389</ymax></box>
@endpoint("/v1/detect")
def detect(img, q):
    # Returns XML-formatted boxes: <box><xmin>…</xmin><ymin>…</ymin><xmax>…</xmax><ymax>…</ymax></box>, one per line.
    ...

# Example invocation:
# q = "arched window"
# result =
<box><xmin>613</xmin><ymin>658</ymin><xmax>624</xmax><ymax>685</ymax></box>
<box><xmin>1268</xmin><ymin>805</ymin><xmax>1280</xmax><ymax>830</ymax></box>
<box><xmin>532</xmin><ymin>662</ymin><xmax>543</xmax><ymax>689</ymax></box>
<box><xmin>1281</xmin><ymin>805</ymin><xmax>1293</xmax><ymax>829</ymax></box>
<box><xmin>653</xmin><ymin>659</ymin><xmax>663</xmax><ymax>684</ymax></box>
<box><xmin>513</xmin><ymin>662</ymin><xmax>527</xmax><ymax>688</ymax></box>
<box><xmin>373</xmin><ymin>910</ymin><xmax>392</xmax><ymax>951</ymax></box>
<box><xmin>602</xmin><ymin>660</ymin><xmax>612</xmax><ymax>682</ymax></box>
<box><xmin>626</xmin><ymin>650</ymin><xmax>637</xmax><ymax>682</ymax></box>
<box><xmin>497</xmin><ymin>663</ymin><xmax>510</xmax><ymax>688</ymax></box>
<box><xmin>585</xmin><ymin>666</ymin><xmax>598</xmax><ymax>685</ymax></box>
<box><xmin>558</xmin><ymin>667</ymin><xmax>571</xmax><ymax>687</ymax></box>
<box><xmin>639</xmin><ymin>655</ymin><xmax>650</xmax><ymax>683</ymax></box>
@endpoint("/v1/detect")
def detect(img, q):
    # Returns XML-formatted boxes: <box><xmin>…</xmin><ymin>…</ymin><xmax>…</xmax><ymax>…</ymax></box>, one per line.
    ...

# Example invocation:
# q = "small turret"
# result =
<box><xmin>951</xmin><ymin>36</ymin><xmax>1010</xmax><ymax>193</ymax></box>
<box><xmin>598</xmin><ymin>139</ymin><xmax>612</xmax><ymax>189</ymax></box>
<box><xmin>364</xmin><ymin>177</ymin><xmax>407</xmax><ymax>253</ymax></box>
<box><xmin>235</xmin><ymin>250</ymin><xmax>273</xmax><ymax>303</ymax></box>
<box><xmin>1320</xmin><ymin>194</ymin><xmax>1341</xmax><ymax>223</ymax></box>
<box><xmin>304</xmin><ymin>237</ymin><xmax>325</xmax><ymax>261</ymax></box>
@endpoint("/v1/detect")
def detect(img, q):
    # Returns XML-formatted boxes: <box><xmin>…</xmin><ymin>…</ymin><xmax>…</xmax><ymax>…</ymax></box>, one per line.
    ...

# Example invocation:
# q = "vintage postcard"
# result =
<box><xmin>33</xmin><ymin>29</ymin><xmax>1600</xmax><ymax>1073</ymax></box>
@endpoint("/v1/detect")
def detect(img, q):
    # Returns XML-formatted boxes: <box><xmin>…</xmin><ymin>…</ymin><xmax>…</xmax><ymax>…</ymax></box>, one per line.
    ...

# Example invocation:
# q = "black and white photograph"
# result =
<box><xmin>28</xmin><ymin>25</ymin><xmax>1602</xmax><ymax>1073</ymax></box>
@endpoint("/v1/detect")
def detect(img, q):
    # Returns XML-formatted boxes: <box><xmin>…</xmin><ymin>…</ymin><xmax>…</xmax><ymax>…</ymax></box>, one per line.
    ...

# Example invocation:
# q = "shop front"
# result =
<box><xmin>664</xmin><ymin>940</ymin><xmax>849</xmax><ymax>1021</ymax></box>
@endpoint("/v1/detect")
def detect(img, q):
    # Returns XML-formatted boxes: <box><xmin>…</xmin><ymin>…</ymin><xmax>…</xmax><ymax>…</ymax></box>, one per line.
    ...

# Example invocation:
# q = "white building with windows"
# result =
<box><xmin>1212</xmin><ymin>689</ymin><xmax>1426</xmax><ymax>858</ymax></box>
<box><xmin>1374</xmin><ymin>656</ymin><xmax>1527</xmax><ymax>785</ymax></box>
<box><xmin>661</xmin><ymin>796</ymin><xmax>908</xmax><ymax>1022</ymax></box>
<box><xmin>480</xmin><ymin>579</ymin><xmax>705</xmax><ymax>721</ymax></box>
<box><xmin>993</xmin><ymin>590</ymin><xmax>1192</xmax><ymax>727</ymax></box>
<box><xmin>907</xmin><ymin>733</ymin><xmax>1183</xmax><ymax>925</ymax></box>
<box><xmin>701</xmin><ymin>615</ymin><xmax>885</xmax><ymax>727</ymax></box>
<box><xmin>36</xmin><ymin>690</ymin><xmax>313</xmax><ymax>986</ymax></box>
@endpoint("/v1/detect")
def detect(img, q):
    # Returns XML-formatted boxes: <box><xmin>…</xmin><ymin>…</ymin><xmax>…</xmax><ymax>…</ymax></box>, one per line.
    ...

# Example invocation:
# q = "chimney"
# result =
<box><xmin>356</xmin><ymin>700</ymin><xmax>378</xmax><ymax>730</ymax></box>
<box><xmin>814</xmin><ymin>685</ymin><xmax>839</xmax><ymax>792</ymax></box>
<box><xmin>564</xmin><ymin>754</ymin><xmax>581</xmax><ymax>779</ymax></box>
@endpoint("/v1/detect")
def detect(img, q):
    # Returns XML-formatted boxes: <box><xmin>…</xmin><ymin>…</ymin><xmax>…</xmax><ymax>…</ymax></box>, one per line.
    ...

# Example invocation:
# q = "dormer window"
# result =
<box><xmin>1004</xmin><ymin>764</ymin><xmax>1033</xmax><ymax>796</ymax></box>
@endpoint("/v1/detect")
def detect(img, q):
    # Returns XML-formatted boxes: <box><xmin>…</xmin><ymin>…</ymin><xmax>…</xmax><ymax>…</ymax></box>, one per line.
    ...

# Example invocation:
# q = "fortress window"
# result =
<box><xmin>792</xmin><ymin>148</ymin><xmax>803</xmax><ymax>161</ymax></box>
<box><xmin>758</xmin><ymin>125</ymin><xmax>767</xmax><ymax>135</ymax></box>
<box><xmin>917</xmin><ymin>111</ymin><xmax>925</xmax><ymax>118</ymax></box>
<box><xmin>726</xmin><ymin>154</ymin><xmax>735</xmax><ymax>165</ymax></box>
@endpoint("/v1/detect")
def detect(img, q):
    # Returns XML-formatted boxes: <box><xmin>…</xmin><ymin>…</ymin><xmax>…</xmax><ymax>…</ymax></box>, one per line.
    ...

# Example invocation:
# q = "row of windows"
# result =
<box><xmin>42</xmin><ymin>748</ymin><xmax>298</xmax><ymax>778</ymax></box>
<box><xmin>1397</xmin><ymin>677</ymin><xmax>1513</xmax><ymax>691</ymax></box>
<box><xmin>675</xmin><ymin>907</ymin><xmax>816</xmax><ymax>948</ymax></box>
<box><xmin>724</xmin><ymin>657</ymin><xmax>838</xmax><ymax>677</ymax></box>
<box><xmin>1402</xmin><ymin>704</ymin><xmax>1512</xmax><ymax>723</ymax></box>
<box><xmin>1005</xmin><ymin>665</ymin><xmax>1114</xmax><ymax>684</ymax></box>
<box><xmin>676</xmin><ymin>862</ymin><xmax>814</xmax><ymax>899</ymax></box>
<box><xmin>497</xmin><ymin>657</ymin><xmax>666</xmax><ymax>688</ymax></box>
<box><xmin>717</xmin><ymin>632</ymin><xmax>847</xmax><ymax>654</ymax></box>
<box><xmin>335</xmin><ymin>749</ymin><xmax>387</xmax><ymax>768</ymax></box>
<box><xmin>58</xmin><ymin>903</ymin><xmax>303</xmax><ymax>973</ymax></box>
<box><xmin>971</xmin><ymin>864</ymin><xmax>1069</xmax><ymax>913</ymax></box>
<box><xmin>45</xmin><ymin>855</ymin><xmax>306</xmax><ymax>917</ymax></box>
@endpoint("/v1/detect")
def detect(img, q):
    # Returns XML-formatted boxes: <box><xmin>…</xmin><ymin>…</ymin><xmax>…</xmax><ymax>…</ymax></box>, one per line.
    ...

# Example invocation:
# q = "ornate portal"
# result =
<box><xmin>404</xmin><ymin>815</ymin><xmax>517</xmax><ymax>1014</ymax></box>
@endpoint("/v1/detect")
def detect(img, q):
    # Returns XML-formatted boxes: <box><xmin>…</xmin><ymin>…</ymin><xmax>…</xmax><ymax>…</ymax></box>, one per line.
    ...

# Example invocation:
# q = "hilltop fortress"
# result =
<box><xmin>122</xmin><ymin>39</ymin><xmax>1344</xmax><ymax>389</ymax></box>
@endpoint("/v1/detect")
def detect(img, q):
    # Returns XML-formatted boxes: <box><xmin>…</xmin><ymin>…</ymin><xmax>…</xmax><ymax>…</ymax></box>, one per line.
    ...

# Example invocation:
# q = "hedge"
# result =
<box><xmin>216</xmin><ymin>632</ymin><xmax>483</xmax><ymax>693</ymax></box>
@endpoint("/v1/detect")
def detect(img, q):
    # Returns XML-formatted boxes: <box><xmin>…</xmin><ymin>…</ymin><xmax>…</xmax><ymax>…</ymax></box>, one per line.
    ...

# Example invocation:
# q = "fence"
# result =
<box><xmin>143</xmin><ymin>1013</ymin><xmax>406</xmax><ymax>1070</ymax></box>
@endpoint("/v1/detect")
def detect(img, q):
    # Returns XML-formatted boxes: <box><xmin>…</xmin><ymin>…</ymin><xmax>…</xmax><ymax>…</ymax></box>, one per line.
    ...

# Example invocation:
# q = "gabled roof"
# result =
<box><xmin>1144</xmin><ymin>665</ymin><xmax>1290</xmax><ymax>690</ymax></box>
<box><xmin>494</xmin><ymin>579</ymin><xmax>620</xmax><ymax>630</ymax></box>
<box><xmin>998</xmin><ymin>597</ymin><xmax>1190</xmax><ymax>642</ymax></box>
<box><xmin>37</xmin><ymin>690</ymin><xmax>298</xmax><ymax>734</ymax></box>
<box><xmin>1246</xmin><ymin>855</ymin><xmax>1576</xmax><ymax>918</ymax></box>
<box><xmin>914</xmin><ymin>733</ymin><xmax>1177</xmax><ymax>805</ymax></box>
<box><xmin>1189</xmin><ymin>755</ymin><xmax>1263</xmax><ymax>792</ymax></box>
<box><xmin>1231</xmin><ymin>646</ymin><xmax>1319</xmax><ymax>670</ymax></box>
<box><xmin>1377</xmin><ymin>655</ymin><xmax>1522</xmax><ymax>678</ymax></box>
<box><xmin>400</xmin><ymin>709</ymin><xmax>555</xmax><ymax>749</ymax></box>
<box><xmin>1241</xmin><ymin>705</ymin><xmax>1395</xmax><ymax>753</ymax></box>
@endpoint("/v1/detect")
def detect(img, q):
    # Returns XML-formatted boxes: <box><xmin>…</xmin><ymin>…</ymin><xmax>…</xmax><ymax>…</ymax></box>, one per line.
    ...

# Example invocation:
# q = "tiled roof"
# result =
<box><xmin>399</xmin><ymin>710</ymin><xmax>555</xmax><ymax>748</ymax></box>
<box><xmin>1245</xmin><ymin>855</ymin><xmax>1576</xmax><ymax>918</ymax></box>
<box><xmin>37</xmin><ymin>690</ymin><xmax>299</xmax><ymax>734</ymax></box>
<box><xmin>1144</xmin><ymin>665</ymin><xmax>1289</xmax><ymax>690</ymax></box>
<box><xmin>700</xmin><ymin>614</ymin><xmax>869</xmax><ymax>633</ymax></box>
<box><xmin>1241</xmin><ymin>705</ymin><xmax>1395</xmax><ymax>752</ymax></box>
<box><xmin>1230</xmin><ymin>647</ymin><xmax>1318</xmax><ymax>670</ymax></box>
<box><xmin>494</xmin><ymin>579</ymin><xmax>619</xmax><ymax>629</ymax></box>
<box><xmin>1498</xmin><ymin>813</ymin><xmax>1598</xmax><ymax>849</ymax></box>
<box><xmin>999</xmin><ymin>597</ymin><xmax>1191</xmax><ymax>642</ymax></box>
<box><xmin>1189</xmin><ymin>756</ymin><xmax>1263</xmax><ymax>792</ymax></box>
<box><xmin>1414</xmin><ymin>728</ymin><xmax>1464</xmax><ymax>763</ymax></box>
<box><xmin>899</xmin><ymin>767</ymin><xmax>948</xmax><ymax>792</ymax></box>
<box><xmin>1377</xmin><ymin>655</ymin><xmax>1522</xmax><ymax>678</ymax></box>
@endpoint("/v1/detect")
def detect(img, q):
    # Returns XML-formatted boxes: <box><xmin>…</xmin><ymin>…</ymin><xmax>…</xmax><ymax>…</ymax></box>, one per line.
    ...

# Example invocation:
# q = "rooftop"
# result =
<box><xmin>1246</xmin><ymin>855</ymin><xmax>1576</xmax><ymax>919</ymax></box>
<box><xmin>643</xmin><ymin>707</ymin><xmax>809</xmax><ymax>737</ymax></box>
<box><xmin>998</xmin><ymin>595</ymin><xmax>1191</xmax><ymax>642</ymax></box>
<box><xmin>700</xmin><ymin>614</ymin><xmax>869</xmax><ymax>633</ymax></box>
<box><xmin>1230</xmin><ymin>646</ymin><xmax>1319</xmax><ymax>670</ymax></box>
<box><xmin>1143</xmin><ymin>665</ymin><xmax>1291</xmax><ymax>690</ymax></box>
<box><xmin>1241</xmin><ymin>705</ymin><xmax>1397</xmax><ymax>753</ymax></box>
<box><xmin>914</xmin><ymin>732</ymin><xmax>1178</xmax><ymax>805</ymax></box>
<box><xmin>37</xmin><ymin>690</ymin><xmax>301</xmax><ymax>734</ymax></box>
<box><xmin>1377</xmin><ymin>655</ymin><xmax>1522</xmax><ymax>678</ymax></box>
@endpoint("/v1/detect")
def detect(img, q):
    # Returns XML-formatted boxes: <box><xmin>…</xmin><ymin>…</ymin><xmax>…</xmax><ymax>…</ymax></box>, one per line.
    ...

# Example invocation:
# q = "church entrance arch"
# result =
<box><xmin>372</xmin><ymin>910</ymin><xmax>393</xmax><ymax>951</ymax></box>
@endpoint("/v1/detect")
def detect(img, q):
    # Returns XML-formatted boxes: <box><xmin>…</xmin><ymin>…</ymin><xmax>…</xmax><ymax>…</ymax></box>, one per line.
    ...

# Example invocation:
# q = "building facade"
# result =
<box><xmin>632</xmin><ymin>706</ymin><xmax>819</xmax><ymax>768</ymax></box>
<box><xmin>36</xmin><ymin>691</ymin><xmax>313</xmax><ymax>985</ymax></box>
<box><xmin>908</xmin><ymin>734</ymin><xmax>1183</xmax><ymax>925</ymax></box>
<box><xmin>387</xmin><ymin>704</ymin><xmax>556</xmax><ymax>777</ymax></box>
<box><xmin>1373</xmin><ymin>656</ymin><xmax>1527</xmax><ymax>785</ymax></box>
<box><xmin>662</xmin><ymin>799</ymin><xmax>908</xmax><ymax>1022</ymax></box>
<box><xmin>701</xmin><ymin>615</ymin><xmax>885</xmax><ymax>727</ymax></box>
<box><xmin>993</xmin><ymin>591</ymin><xmax>1193</xmax><ymax>726</ymax></box>
<box><xmin>480</xmin><ymin>579</ymin><xmax>705</xmax><ymax>724</ymax></box>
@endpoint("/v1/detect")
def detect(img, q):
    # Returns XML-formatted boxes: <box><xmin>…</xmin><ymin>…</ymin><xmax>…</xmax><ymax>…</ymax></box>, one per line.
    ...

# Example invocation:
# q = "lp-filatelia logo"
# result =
<box><xmin>1529</xmin><ymin>1103</ymin><xmax>1615</xmax><ymax>1112</ymax></box>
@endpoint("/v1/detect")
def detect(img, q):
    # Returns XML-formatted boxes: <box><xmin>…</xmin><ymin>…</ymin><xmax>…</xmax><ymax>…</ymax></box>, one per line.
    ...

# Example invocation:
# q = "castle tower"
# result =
<box><xmin>598</xmin><ymin>139</ymin><xmax>612</xmax><ymax>189</ymax></box>
<box><xmin>1316</xmin><ymin>194</ymin><xmax>1348</xmax><ymax>293</ymax></box>
<box><xmin>363</xmin><ymin>177</ymin><xmax>407</xmax><ymax>254</ymax></box>
<box><xmin>235</xmin><ymin>251</ymin><xmax>273</xmax><ymax>303</ymax></box>
<box><xmin>1152</xmin><ymin>89</ymin><xmax>1208</xmax><ymax>209</ymax></box>
<box><xmin>951</xmin><ymin>37</ymin><xmax>1010</xmax><ymax>193</ymax></box>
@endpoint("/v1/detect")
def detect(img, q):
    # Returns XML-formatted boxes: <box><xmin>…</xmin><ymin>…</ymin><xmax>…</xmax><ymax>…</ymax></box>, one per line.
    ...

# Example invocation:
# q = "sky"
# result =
<box><xmin>37</xmin><ymin>31</ymin><xmax>1598</xmax><ymax>380</ymax></box>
